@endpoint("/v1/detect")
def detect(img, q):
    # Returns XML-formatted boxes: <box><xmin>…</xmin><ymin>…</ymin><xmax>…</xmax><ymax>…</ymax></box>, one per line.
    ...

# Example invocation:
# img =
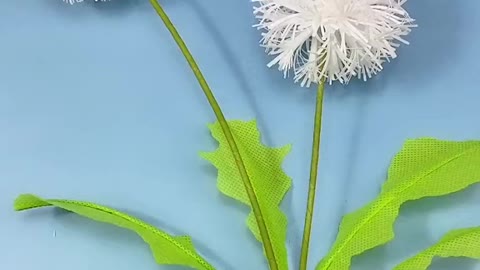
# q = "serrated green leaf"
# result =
<box><xmin>393</xmin><ymin>226</ymin><xmax>480</xmax><ymax>270</ymax></box>
<box><xmin>316</xmin><ymin>138</ymin><xmax>480</xmax><ymax>270</ymax></box>
<box><xmin>14</xmin><ymin>194</ymin><xmax>215</xmax><ymax>270</ymax></box>
<box><xmin>201</xmin><ymin>120</ymin><xmax>291</xmax><ymax>270</ymax></box>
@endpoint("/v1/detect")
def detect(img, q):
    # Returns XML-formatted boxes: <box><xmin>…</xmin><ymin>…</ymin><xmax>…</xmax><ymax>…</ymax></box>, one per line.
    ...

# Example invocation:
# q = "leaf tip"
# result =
<box><xmin>206</xmin><ymin>121</ymin><xmax>217</xmax><ymax>131</ymax></box>
<box><xmin>14</xmin><ymin>194</ymin><xmax>49</xmax><ymax>211</ymax></box>
<box><xmin>282</xmin><ymin>143</ymin><xmax>293</xmax><ymax>154</ymax></box>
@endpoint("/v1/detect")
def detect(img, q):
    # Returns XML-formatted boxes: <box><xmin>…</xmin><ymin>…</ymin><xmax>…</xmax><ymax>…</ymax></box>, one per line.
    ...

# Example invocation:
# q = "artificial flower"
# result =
<box><xmin>253</xmin><ymin>0</ymin><xmax>415</xmax><ymax>86</ymax></box>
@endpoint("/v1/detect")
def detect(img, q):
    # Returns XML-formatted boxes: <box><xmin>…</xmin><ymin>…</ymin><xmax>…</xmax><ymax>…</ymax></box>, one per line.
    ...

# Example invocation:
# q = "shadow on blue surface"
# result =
<box><xmin>430</xmin><ymin>257</ymin><xmax>478</xmax><ymax>270</ymax></box>
<box><xmin>121</xmin><ymin>208</ymin><xmax>238</xmax><ymax>270</ymax></box>
<box><xmin>388</xmin><ymin>0</ymin><xmax>462</xmax><ymax>90</ymax></box>
<box><xmin>19</xmin><ymin>204</ymin><xmax>237</xmax><ymax>270</ymax></box>
<box><xmin>4</xmin><ymin>0</ymin><xmax>479</xmax><ymax>270</ymax></box>
<box><xmin>352</xmin><ymin>184</ymin><xmax>480</xmax><ymax>270</ymax></box>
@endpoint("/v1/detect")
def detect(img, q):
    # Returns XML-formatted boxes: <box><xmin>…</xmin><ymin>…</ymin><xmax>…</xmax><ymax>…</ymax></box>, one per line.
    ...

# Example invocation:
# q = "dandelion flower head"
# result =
<box><xmin>253</xmin><ymin>0</ymin><xmax>415</xmax><ymax>86</ymax></box>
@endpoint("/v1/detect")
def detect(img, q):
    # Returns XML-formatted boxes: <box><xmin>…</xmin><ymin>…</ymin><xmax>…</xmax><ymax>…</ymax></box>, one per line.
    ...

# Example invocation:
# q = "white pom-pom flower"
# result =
<box><xmin>253</xmin><ymin>0</ymin><xmax>415</xmax><ymax>86</ymax></box>
<box><xmin>62</xmin><ymin>0</ymin><xmax>108</xmax><ymax>4</ymax></box>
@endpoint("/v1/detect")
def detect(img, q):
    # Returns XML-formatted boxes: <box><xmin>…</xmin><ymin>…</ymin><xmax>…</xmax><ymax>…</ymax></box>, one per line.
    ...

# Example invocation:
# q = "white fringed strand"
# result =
<box><xmin>253</xmin><ymin>0</ymin><xmax>415</xmax><ymax>86</ymax></box>
<box><xmin>62</xmin><ymin>0</ymin><xmax>109</xmax><ymax>4</ymax></box>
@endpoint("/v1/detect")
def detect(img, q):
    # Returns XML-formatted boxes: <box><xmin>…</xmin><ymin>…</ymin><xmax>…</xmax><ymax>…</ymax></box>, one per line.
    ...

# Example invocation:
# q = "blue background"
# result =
<box><xmin>1</xmin><ymin>0</ymin><xmax>480</xmax><ymax>269</ymax></box>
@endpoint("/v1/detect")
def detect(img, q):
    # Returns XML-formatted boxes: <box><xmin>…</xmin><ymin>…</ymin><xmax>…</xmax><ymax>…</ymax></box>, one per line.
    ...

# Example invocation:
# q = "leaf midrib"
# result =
<box><xmin>45</xmin><ymin>199</ymin><xmax>214</xmax><ymax>270</ymax></box>
<box><xmin>320</xmin><ymin>145</ymin><xmax>480</xmax><ymax>270</ymax></box>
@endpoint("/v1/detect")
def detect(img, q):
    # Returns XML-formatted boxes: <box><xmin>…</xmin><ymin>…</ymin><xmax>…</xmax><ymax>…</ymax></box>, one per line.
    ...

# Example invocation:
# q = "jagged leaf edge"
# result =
<box><xmin>316</xmin><ymin>139</ymin><xmax>480</xmax><ymax>270</ymax></box>
<box><xmin>200</xmin><ymin>119</ymin><xmax>292</xmax><ymax>270</ymax></box>
<box><xmin>14</xmin><ymin>194</ymin><xmax>215</xmax><ymax>270</ymax></box>
<box><xmin>393</xmin><ymin>226</ymin><xmax>480</xmax><ymax>270</ymax></box>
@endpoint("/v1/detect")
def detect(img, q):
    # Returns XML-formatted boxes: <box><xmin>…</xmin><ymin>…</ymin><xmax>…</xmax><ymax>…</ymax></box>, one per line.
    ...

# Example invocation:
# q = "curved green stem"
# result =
<box><xmin>147</xmin><ymin>1</ymin><xmax>278</xmax><ymax>270</ymax></box>
<box><xmin>299</xmin><ymin>80</ymin><xmax>326</xmax><ymax>270</ymax></box>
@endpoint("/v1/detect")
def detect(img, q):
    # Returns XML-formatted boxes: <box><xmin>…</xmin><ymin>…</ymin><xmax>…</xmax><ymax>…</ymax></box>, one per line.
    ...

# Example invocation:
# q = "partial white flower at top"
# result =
<box><xmin>63</xmin><ymin>0</ymin><xmax>109</xmax><ymax>4</ymax></box>
<box><xmin>253</xmin><ymin>0</ymin><xmax>415</xmax><ymax>86</ymax></box>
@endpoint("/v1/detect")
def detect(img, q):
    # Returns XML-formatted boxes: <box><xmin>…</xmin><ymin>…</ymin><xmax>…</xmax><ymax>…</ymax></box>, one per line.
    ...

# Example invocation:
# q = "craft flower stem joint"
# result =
<box><xmin>253</xmin><ymin>1</ymin><xmax>415</xmax><ymax>269</ymax></box>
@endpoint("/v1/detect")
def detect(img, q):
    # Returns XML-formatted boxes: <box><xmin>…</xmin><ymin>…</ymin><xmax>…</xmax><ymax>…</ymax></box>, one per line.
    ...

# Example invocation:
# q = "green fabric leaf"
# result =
<box><xmin>316</xmin><ymin>138</ymin><xmax>480</xmax><ymax>270</ymax></box>
<box><xmin>393</xmin><ymin>226</ymin><xmax>480</xmax><ymax>270</ymax></box>
<box><xmin>14</xmin><ymin>194</ymin><xmax>215</xmax><ymax>270</ymax></box>
<box><xmin>201</xmin><ymin>120</ymin><xmax>291</xmax><ymax>270</ymax></box>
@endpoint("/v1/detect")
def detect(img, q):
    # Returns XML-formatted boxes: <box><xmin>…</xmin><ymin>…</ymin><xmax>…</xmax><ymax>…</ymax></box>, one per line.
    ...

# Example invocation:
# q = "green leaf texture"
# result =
<box><xmin>14</xmin><ymin>194</ymin><xmax>215</xmax><ymax>270</ymax></box>
<box><xmin>201</xmin><ymin>120</ymin><xmax>291</xmax><ymax>270</ymax></box>
<box><xmin>393</xmin><ymin>226</ymin><xmax>480</xmax><ymax>270</ymax></box>
<box><xmin>317</xmin><ymin>138</ymin><xmax>480</xmax><ymax>270</ymax></box>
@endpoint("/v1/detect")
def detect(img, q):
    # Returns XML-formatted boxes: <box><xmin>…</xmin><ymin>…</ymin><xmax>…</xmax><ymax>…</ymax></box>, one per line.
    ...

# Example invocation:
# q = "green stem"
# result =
<box><xmin>299</xmin><ymin>80</ymin><xmax>326</xmax><ymax>270</ymax></box>
<box><xmin>147</xmin><ymin>1</ymin><xmax>278</xmax><ymax>270</ymax></box>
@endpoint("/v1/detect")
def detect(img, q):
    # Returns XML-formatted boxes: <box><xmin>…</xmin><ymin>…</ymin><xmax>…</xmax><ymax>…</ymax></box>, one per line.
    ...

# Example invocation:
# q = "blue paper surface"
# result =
<box><xmin>1</xmin><ymin>0</ymin><xmax>480</xmax><ymax>269</ymax></box>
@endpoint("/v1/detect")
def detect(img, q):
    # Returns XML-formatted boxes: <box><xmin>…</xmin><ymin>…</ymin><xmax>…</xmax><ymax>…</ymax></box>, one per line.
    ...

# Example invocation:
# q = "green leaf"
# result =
<box><xmin>316</xmin><ymin>138</ymin><xmax>480</xmax><ymax>270</ymax></box>
<box><xmin>14</xmin><ymin>194</ymin><xmax>215</xmax><ymax>270</ymax></box>
<box><xmin>201</xmin><ymin>120</ymin><xmax>291</xmax><ymax>270</ymax></box>
<box><xmin>393</xmin><ymin>226</ymin><xmax>480</xmax><ymax>270</ymax></box>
